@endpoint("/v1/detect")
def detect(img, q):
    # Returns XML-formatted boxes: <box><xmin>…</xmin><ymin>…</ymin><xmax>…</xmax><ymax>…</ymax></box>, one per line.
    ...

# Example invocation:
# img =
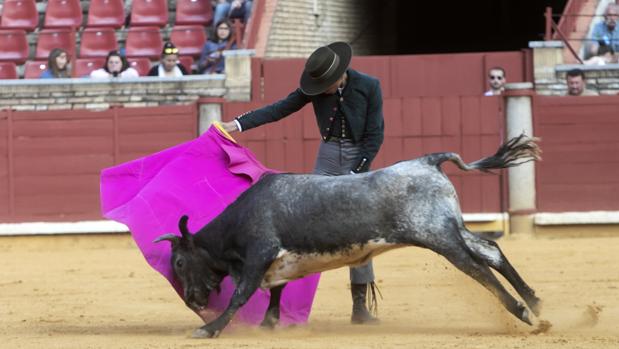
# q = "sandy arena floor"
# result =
<box><xmin>1</xmin><ymin>233</ymin><xmax>618</xmax><ymax>348</ymax></box>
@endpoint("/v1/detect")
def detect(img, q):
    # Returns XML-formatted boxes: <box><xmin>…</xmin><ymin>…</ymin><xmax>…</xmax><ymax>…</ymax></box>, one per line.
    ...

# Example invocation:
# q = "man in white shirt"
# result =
<box><xmin>484</xmin><ymin>67</ymin><xmax>506</xmax><ymax>96</ymax></box>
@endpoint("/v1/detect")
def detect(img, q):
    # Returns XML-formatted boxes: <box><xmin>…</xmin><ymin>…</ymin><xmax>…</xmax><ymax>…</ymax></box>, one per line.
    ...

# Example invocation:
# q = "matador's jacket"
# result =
<box><xmin>235</xmin><ymin>69</ymin><xmax>385</xmax><ymax>173</ymax></box>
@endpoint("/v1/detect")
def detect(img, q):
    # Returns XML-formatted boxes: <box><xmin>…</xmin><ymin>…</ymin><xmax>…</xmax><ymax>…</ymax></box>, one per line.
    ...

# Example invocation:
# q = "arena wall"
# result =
<box><xmin>3</xmin><ymin>50</ymin><xmax>617</xmax><ymax>235</ymax></box>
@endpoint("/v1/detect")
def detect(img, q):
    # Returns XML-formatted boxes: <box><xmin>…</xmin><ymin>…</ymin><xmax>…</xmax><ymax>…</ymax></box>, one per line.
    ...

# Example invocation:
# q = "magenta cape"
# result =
<box><xmin>100</xmin><ymin>125</ymin><xmax>320</xmax><ymax>325</ymax></box>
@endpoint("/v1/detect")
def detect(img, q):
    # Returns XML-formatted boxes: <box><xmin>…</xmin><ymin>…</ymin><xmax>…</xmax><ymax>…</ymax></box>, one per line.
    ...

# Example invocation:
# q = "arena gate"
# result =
<box><xmin>533</xmin><ymin>95</ymin><xmax>619</xmax><ymax>212</ymax></box>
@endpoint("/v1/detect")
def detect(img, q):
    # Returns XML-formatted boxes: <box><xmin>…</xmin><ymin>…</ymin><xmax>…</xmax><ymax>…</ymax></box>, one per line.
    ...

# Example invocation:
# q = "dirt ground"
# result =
<box><xmin>1</xmin><ymin>233</ymin><xmax>618</xmax><ymax>349</ymax></box>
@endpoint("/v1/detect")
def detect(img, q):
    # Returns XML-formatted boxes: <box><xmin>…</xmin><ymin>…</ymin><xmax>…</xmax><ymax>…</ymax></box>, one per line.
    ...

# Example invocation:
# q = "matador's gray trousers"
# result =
<box><xmin>312</xmin><ymin>139</ymin><xmax>375</xmax><ymax>284</ymax></box>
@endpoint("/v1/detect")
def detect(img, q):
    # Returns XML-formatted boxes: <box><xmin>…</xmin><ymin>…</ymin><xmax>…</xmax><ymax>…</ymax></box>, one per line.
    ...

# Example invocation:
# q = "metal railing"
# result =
<box><xmin>544</xmin><ymin>1</ymin><xmax>619</xmax><ymax>64</ymax></box>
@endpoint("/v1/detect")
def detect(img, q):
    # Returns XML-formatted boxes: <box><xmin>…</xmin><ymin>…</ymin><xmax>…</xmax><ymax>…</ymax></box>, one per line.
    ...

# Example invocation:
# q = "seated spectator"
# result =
<box><xmin>40</xmin><ymin>48</ymin><xmax>71</xmax><ymax>78</ymax></box>
<box><xmin>484</xmin><ymin>67</ymin><xmax>506</xmax><ymax>96</ymax></box>
<box><xmin>198</xmin><ymin>19</ymin><xmax>237</xmax><ymax>74</ymax></box>
<box><xmin>565</xmin><ymin>68</ymin><xmax>598</xmax><ymax>96</ymax></box>
<box><xmin>90</xmin><ymin>50</ymin><xmax>140</xmax><ymax>78</ymax></box>
<box><xmin>213</xmin><ymin>0</ymin><xmax>253</xmax><ymax>25</ymax></box>
<box><xmin>588</xmin><ymin>4</ymin><xmax>619</xmax><ymax>57</ymax></box>
<box><xmin>584</xmin><ymin>44</ymin><xmax>616</xmax><ymax>65</ymax></box>
<box><xmin>148</xmin><ymin>42</ymin><xmax>189</xmax><ymax>77</ymax></box>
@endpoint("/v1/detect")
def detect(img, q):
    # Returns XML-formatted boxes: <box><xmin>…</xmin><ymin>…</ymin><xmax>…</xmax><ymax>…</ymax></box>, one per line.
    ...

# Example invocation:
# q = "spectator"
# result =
<box><xmin>90</xmin><ymin>50</ymin><xmax>140</xmax><ymax>78</ymax></box>
<box><xmin>484</xmin><ymin>67</ymin><xmax>506</xmax><ymax>96</ymax></box>
<box><xmin>198</xmin><ymin>19</ymin><xmax>237</xmax><ymax>74</ymax></box>
<box><xmin>148</xmin><ymin>42</ymin><xmax>189</xmax><ymax>77</ymax></box>
<box><xmin>213</xmin><ymin>0</ymin><xmax>253</xmax><ymax>25</ymax></box>
<box><xmin>589</xmin><ymin>4</ymin><xmax>619</xmax><ymax>57</ymax></box>
<box><xmin>584</xmin><ymin>44</ymin><xmax>616</xmax><ymax>65</ymax></box>
<box><xmin>40</xmin><ymin>48</ymin><xmax>71</xmax><ymax>78</ymax></box>
<box><xmin>565</xmin><ymin>69</ymin><xmax>598</xmax><ymax>96</ymax></box>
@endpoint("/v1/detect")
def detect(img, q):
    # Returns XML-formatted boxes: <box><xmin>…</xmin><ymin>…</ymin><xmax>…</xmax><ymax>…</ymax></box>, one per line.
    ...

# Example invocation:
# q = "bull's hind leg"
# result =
<box><xmin>260</xmin><ymin>284</ymin><xmax>286</xmax><ymax>328</ymax></box>
<box><xmin>436</xmin><ymin>243</ymin><xmax>532</xmax><ymax>325</ymax></box>
<box><xmin>460</xmin><ymin>229</ymin><xmax>541</xmax><ymax>316</ymax></box>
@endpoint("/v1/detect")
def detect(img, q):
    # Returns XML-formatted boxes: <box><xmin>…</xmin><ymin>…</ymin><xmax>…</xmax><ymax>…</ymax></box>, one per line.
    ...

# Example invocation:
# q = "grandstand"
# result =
<box><xmin>0</xmin><ymin>0</ymin><xmax>243</xmax><ymax>77</ymax></box>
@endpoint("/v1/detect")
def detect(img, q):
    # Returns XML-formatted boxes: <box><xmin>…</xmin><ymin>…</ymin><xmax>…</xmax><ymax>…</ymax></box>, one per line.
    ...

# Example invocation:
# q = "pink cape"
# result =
<box><xmin>100</xmin><ymin>125</ymin><xmax>320</xmax><ymax>325</ymax></box>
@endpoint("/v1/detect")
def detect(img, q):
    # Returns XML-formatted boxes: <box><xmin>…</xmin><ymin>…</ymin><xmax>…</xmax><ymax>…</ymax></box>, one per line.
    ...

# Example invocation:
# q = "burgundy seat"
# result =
<box><xmin>44</xmin><ymin>0</ymin><xmax>83</xmax><ymax>29</ymax></box>
<box><xmin>125</xmin><ymin>26</ymin><xmax>163</xmax><ymax>60</ymax></box>
<box><xmin>79</xmin><ymin>27</ymin><xmax>118</xmax><ymax>58</ymax></box>
<box><xmin>24</xmin><ymin>60</ymin><xmax>48</xmax><ymax>79</ymax></box>
<box><xmin>0</xmin><ymin>62</ymin><xmax>18</xmax><ymax>79</ymax></box>
<box><xmin>35</xmin><ymin>28</ymin><xmax>76</xmax><ymax>60</ymax></box>
<box><xmin>170</xmin><ymin>25</ymin><xmax>207</xmax><ymax>58</ymax></box>
<box><xmin>178</xmin><ymin>55</ymin><xmax>194</xmax><ymax>74</ymax></box>
<box><xmin>127</xmin><ymin>57</ymin><xmax>152</xmax><ymax>76</ymax></box>
<box><xmin>175</xmin><ymin>0</ymin><xmax>213</xmax><ymax>26</ymax></box>
<box><xmin>0</xmin><ymin>0</ymin><xmax>38</xmax><ymax>32</ymax></box>
<box><xmin>73</xmin><ymin>57</ymin><xmax>105</xmax><ymax>77</ymax></box>
<box><xmin>0</xmin><ymin>29</ymin><xmax>29</xmax><ymax>64</ymax></box>
<box><xmin>87</xmin><ymin>0</ymin><xmax>125</xmax><ymax>28</ymax></box>
<box><xmin>130</xmin><ymin>0</ymin><xmax>169</xmax><ymax>27</ymax></box>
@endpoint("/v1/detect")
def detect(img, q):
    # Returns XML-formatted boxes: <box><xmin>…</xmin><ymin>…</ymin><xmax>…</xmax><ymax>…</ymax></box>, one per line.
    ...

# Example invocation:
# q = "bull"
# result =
<box><xmin>155</xmin><ymin>134</ymin><xmax>542</xmax><ymax>338</ymax></box>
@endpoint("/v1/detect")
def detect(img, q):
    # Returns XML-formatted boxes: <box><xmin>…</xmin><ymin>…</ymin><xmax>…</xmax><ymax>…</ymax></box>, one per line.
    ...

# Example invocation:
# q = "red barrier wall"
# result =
<box><xmin>0</xmin><ymin>105</ymin><xmax>197</xmax><ymax>222</ymax></box>
<box><xmin>222</xmin><ymin>52</ymin><xmax>528</xmax><ymax>214</ymax></box>
<box><xmin>534</xmin><ymin>95</ymin><xmax>619</xmax><ymax>212</ymax></box>
<box><xmin>224</xmin><ymin>96</ymin><xmax>505</xmax><ymax>213</ymax></box>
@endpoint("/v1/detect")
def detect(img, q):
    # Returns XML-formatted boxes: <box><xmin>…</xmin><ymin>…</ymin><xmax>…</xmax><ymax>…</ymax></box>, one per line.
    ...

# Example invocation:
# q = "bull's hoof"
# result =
<box><xmin>260</xmin><ymin>315</ymin><xmax>279</xmax><ymax>329</ymax></box>
<box><xmin>528</xmin><ymin>297</ymin><xmax>542</xmax><ymax>317</ymax></box>
<box><xmin>520</xmin><ymin>308</ymin><xmax>532</xmax><ymax>326</ymax></box>
<box><xmin>192</xmin><ymin>326</ymin><xmax>221</xmax><ymax>338</ymax></box>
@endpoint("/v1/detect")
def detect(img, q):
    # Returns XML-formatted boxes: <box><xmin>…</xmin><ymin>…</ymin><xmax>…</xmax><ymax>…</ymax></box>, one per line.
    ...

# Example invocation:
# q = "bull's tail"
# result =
<box><xmin>428</xmin><ymin>133</ymin><xmax>541</xmax><ymax>173</ymax></box>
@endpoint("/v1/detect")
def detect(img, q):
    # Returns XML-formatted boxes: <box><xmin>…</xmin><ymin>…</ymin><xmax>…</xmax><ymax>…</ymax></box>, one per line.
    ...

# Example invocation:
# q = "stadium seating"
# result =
<box><xmin>44</xmin><ymin>0</ymin><xmax>83</xmax><ymax>29</ymax></box>
<box><xmin>127</xmin><ymin>57</ymin><xmax>152</xmax><ymax>76</ymax></box>
<box><xmin>24</xmin><ymin>60</ymin><xmax>48</xmax><ymax>79</ymax></box>
<box><xmin>178</xmin><ymin>55</ymin><xmax>194</xmax><ymax>73</ymax></box>
<box><xmin>175</xmin><ymin>0</ymin><xmax>213</xmax><ymax>26</ymax></box>
<box><xmin>80</xmin><ymin>27</ymin><xmax>119</xmax><ymax>58</ymax></box>
<box><xmin>0</xmin><ymin>29</ymin><xmax>29</xmax><ymax>64</ymax></box>
<box><xmin>35</xmin><ymin>28</ymin><xmax>77</xmax><ymax>60</ymax></box>
<box><xmin>87</xmin><ymin>0</ymin><xmax>125</xmax><ymax>28</ymax></box>
<box><xmin>130</xmin><ymin>0</ymin><xmax>169</xmax><ymax>27</ymax></box>
<box><xmin>0</xmin><ymin>0</ymin><xmax>38</xmax><ymax>32</ymax></box>
<box><xmin>125</xmin><ymin>26</ymin><xmax>163</xmax><ymax>60</ymax></box>
<box><xmin>0</xmin><ymin>62</ymin><xmax>19</xmax><ymax>79</ymax></box>
<box><xmin>73</xmin><ymin>57</ymin><xmax>105</xmax><ymax>77</ymax></box>
<box><xmin>170</xmin><ymin>25</ymin><xmax>207</xmax><ymax>58</ymax></box>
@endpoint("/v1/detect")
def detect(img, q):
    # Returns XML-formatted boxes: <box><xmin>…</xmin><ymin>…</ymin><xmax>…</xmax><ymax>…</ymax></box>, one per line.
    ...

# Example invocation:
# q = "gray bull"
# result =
<box><xmin>155</xmin><ymin>134</ymin><xmax>542</xmax><ymax>338</ymax></box>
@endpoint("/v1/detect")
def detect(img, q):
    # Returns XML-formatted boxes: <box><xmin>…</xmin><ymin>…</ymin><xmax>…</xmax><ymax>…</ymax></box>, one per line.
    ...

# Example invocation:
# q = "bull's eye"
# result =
<box><xmin>175</xmin><ymin>259</ymin><xmax>184</xmax><ymax>269</ymax></box>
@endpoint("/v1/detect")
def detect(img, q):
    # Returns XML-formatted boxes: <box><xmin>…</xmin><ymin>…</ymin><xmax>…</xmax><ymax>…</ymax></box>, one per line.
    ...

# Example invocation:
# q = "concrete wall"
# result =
<box><xmin>0</xmin><ymin>75</ymin><xmax>226</xmax><ymax>111</ymax></box>
<box><xmin>264</xmin><ymin>0</ymin><xmax>374</xmax><ymax>57</ymax></box>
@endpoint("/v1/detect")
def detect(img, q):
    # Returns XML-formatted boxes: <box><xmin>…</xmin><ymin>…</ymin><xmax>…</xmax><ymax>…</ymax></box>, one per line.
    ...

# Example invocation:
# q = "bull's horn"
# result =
<box><xmin>179</xmin><ymin>215</ymin><xmax>191</xmax><ymax>238</ymax></box>
<box><xmin>153</xmin><ymin>233</ymin><xmax>180</xmax><ymax>244</ymax></box>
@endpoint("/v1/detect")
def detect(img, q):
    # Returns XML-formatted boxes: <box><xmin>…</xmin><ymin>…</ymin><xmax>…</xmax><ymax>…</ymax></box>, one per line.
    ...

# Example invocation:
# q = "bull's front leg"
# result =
<box><xmin>193</xmin><ymin>250</ymin><xmax>277</xmax><ymax>338</ymax></box>
<box><xmin>192</xmin><ymin>276</ymin><xmax>262</xmax><ymax>338</ymax></box>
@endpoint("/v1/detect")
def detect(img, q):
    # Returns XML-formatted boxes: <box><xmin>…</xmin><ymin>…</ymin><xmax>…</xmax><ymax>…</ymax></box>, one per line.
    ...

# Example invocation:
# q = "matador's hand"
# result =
<box><xmin>220</xmin><ymin>121</ymin><xmax>239</xmax><ymax>133</ymax></box>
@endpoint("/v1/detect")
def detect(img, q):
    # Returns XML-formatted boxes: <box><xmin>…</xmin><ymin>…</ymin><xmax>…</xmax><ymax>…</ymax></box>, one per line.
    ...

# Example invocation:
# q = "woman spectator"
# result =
<box><xmin>198</xmin><ymin>19</ymin><xmax>236</xmax><ymax>74</ymax></box>
<box><xmin>148</xmin><ymin>42</ymin><xmax>189</xmax><ymax>77</ymax></box>
<box><xmin>40</xmin><ymin>48</ymin><xmax>71</xmax><ymax>78</ymax></box>
<box><xmin>90</xmin><ymin>50</ymin><xmax>139</xmax><ymax>78</ymax></box>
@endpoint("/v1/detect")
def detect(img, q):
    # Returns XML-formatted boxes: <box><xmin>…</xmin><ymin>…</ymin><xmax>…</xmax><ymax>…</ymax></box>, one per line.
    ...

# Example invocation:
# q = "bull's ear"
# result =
<box><xmin>178</xmin><ymin>215</ymin><xmax>191</xmax><ymax>239</ymax></box>
<box><xmin>153</xmin><ymin>234</ymin><xmax>180</xmax><ymax>245</ymax></box>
